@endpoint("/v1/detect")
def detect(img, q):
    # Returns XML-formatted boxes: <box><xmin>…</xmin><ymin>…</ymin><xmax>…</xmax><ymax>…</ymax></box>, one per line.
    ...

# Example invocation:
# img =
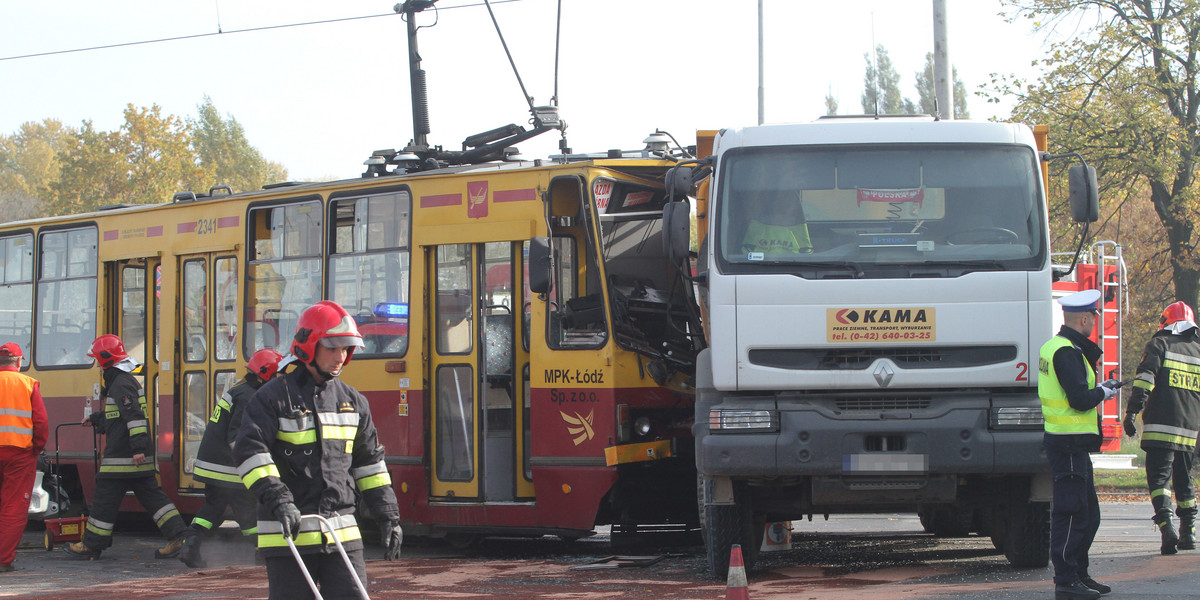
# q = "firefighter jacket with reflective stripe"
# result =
<box><xmin>194</xmin><ymin>377</ymin><xmax>261</xmax><ymax>488</ymax></box>
<box><xmin>1127</xmin><ymin>327</ymin><xmax>1200</xmax><ymax>452</ymax></box>
<box><xmin>0</xmin><ymin>366</ymin><xmax>47</xmax><ymax>451</ymax></box>
<box><xmin>234</xmin><ymin>367</ymin><xmax>399</xmax><ymax>556</ymax></box>
<box><xmin>91</xmin><ymin>368</ymin><xmax>155</xmax><ymax>478</ymax></box>
<box><xmin>1039</xmin><ymin>326</ymin><xmax>1103</xmax><ymax>444</ymax></box>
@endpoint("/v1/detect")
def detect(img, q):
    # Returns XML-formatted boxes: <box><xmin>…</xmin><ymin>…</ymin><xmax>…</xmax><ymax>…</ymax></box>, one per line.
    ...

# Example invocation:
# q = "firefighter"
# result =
<box><xmin>64</xmin><ymin>335</ymin><xmax>188</xmax><ymax>560</ymax></box>
<box><xmin>1123</xmin><ymin>301</ymin><xmax>1200</xmax><ymax>555</ymax></box>
<box><xmin>235</xmin><ymin>301</ymin><xmax>402</xmax><ymax>599</ymax></box>
<box><xmin>0</xmin><ymin>343</ymin><xmax>47</xmax><ymax>573</ymax></box>
<box><xmin>178</xmin><ymin>348</ymin><xmax>285</xmax><ymax>568</ymax></box>
<box><xmin>1039</xmin><ymin>289</ymin><xmax>1116</xmax><ymax>600</ymax></box>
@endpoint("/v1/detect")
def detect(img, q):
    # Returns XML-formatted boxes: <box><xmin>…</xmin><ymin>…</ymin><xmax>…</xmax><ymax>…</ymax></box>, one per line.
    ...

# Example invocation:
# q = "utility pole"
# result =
<box><xmin>758</xmin><ymin>0</ymin><xmax>764</xmax><ymax>125</ymax></box>
<box><xmin>932</xmin><ymin>0</ymin><xmax>953</xmax><ymax>119</ymax></box>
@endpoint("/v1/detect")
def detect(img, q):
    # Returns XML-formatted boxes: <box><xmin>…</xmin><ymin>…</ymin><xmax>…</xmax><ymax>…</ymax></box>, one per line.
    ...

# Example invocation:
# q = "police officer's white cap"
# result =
<box><xmin>1059</xmin><ymin>289</ymin><xmax>1101</xmax><ymax>313</ymax></box>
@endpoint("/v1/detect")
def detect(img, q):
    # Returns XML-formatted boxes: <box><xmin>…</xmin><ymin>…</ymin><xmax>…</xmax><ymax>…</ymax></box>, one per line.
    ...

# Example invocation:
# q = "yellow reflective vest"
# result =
<box><xmin>1038</xmin><ymin>335</ymin><xmax>1099</xmax><ymax>435</ymax></box>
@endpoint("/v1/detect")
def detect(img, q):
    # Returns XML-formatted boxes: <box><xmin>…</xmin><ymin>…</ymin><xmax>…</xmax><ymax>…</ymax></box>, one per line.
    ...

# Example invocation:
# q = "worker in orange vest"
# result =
<box><xmin>0</xmin><ymin>343</ymin><xmax>48</xmax><ymax>573</ymax></box>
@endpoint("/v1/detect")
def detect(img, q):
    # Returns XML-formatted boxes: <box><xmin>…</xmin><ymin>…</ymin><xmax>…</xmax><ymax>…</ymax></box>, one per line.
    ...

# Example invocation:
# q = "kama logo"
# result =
<box><xmin>835</xmin><ymin>309</ymin><xmax>860</xmax><ymax>324</ymax></box>
<box><xmin>834</xmin><ymin>308</ymin><xmax>928</xmax><ymax>324</ymax></box>
<box><xmin>561</xmin><ymin>410</ymin><xmax>595</xmax><ymax>446</ymax></box>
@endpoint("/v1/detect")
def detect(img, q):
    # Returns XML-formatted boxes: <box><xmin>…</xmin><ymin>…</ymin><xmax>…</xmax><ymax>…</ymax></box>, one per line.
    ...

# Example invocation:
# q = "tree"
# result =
<box><xmin>915</xmin><ymin>52</ymin><xmax>971</xmax><ymax>118</ymax></box>
<box><xmin>48</xmin><ymin>105</ymin><xmax>205</xmax><ymax>215</ymax></box>
<box><xmin>0</xmin><ymin>119</ymin><xmax>75</xmax><ymax>222</ymax></box>
<box><xmin>995</xmin><ymin>0</ymin><xmax>1200</xmax><ymax>362</ymax></box>
<box><xmin>825</xmin><ymin>88</ymin><xmax>839</xmax><ymax>116</ymax></box>
<box><xmin>191</xmin><ymin>96</ymin><xmax>287</xmax><ymax>195</ymax></box>
<box><xmin>861</xmin><ymin>45</ymin><xmax>918</xmax><ymax>115</ymax></box>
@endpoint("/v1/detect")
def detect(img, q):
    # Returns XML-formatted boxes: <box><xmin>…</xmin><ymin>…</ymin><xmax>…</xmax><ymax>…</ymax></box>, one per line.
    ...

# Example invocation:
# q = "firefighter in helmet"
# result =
<box><xmin>234</xmin><ymin>301</ymin><xmax>402</xmax><ymax>599</ymax></box>
<box><xmin>1124</xmin><ymin>301</ymin><xmax>1200</xmax><ymax>555</ymax></box>
<box><xmin>64</xmin><ymin>335</ymin><xmax>189</xmax><ymax>560</ymax></box>
<box><xmin>178</xmin><ymin>348</ymin><xmax>285</xmax><ymax>568</ymax></box>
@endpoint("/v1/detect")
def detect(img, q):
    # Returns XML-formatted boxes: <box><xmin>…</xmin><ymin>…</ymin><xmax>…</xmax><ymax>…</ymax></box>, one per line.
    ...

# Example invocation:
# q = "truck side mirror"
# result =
<box><xmin>665</xmin><ymin>166</ymin><xmax>693</xmax><ymax>201</ymax></box>
<box><xmin>1068</xmin><ymin>164</ymin><xmax>1099</xmax><ymax>223</ymax></box>
<box><xmin>662</xmin><ymin>202</ymin><xmax>691</xmax><ymax>263</ymax></box>
<box><xmin>528</xmin><ymin>236</ymin><xmax>552</xmax><ymax>295</ymax></box>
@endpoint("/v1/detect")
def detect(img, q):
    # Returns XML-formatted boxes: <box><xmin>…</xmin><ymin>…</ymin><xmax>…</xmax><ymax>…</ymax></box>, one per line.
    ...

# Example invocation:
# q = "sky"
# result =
<box><xmin>0</xmin><ymin>0</ymin><xmax>1051</xmax><ymax>183</ymax></box>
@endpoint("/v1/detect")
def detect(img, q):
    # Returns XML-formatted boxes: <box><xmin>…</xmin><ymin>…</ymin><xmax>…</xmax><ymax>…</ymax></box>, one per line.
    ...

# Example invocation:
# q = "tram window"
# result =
<box><xmin>35</xmin><ymin>227</ymin><xmax>97</xmax><ymax>368</ymax></box>
<box><xmin>182</xmin><ymin>371</ymin><xmax>207</xmax><ymax>475</ymax></box>
<box><xmin>183</xmin><ymin>259</ymin><xmax>207</xmax><ymax>363</ymax></box>
<box><xmin>214</xmin><ymin>257</ymin><xmax>237</xmax><ymax>361</ymax></box>
<box><xmin>328</xmin><ymin>192</ymin><xmax>411</xmax><ymax>357</ymax></box>
<box><xmin>436</xmin><ymin>244</ymin><xmax>472</xmax><ymax>355</ymax></box>
<box><xmin>120</xmin><ymin>266</ymin><xmax>146</xmax><ymax>365</ymax></box>
<box><xmin>0</xmin><ymin>234</ymin><xmax>33</xmax><ymax>364</ymax></box>
<box><xmin>436</xmin><ymin>364</ymin><xmax>475</xmax><ymax>482</ymax></box>
<box><xmin>245</xmin><ymin>201</ymin><xmax>322</xmax><ymax>358</ymax></box>
<box><xmin>215</xmin><ymin>370</ymin><xmax>236</xmax><ymax>402</ymax></box>
<box><xmin>547</xmin><ymin>235</ymin><xmax>607</xmax><ymax>348</ymax></box>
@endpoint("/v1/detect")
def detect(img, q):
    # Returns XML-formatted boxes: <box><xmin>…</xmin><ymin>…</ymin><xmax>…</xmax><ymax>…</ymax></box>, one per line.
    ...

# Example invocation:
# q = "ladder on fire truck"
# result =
<box><xmin>1052</xmin><ymin>240</ymin><xmax>1126</xmax><ymax>450</ymax></box>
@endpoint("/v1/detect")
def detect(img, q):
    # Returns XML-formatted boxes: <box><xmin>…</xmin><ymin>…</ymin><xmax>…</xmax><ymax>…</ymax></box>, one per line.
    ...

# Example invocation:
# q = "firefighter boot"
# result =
<box><xmin>1156</xmin><ymin>512</ymin><xmax>1179</xmax><ymax>555</ymax></box>
<box><xmin>62</xmin><ymin>542</ymin><xmax>100</xmax><ymax>560</ymax></box>
<box><xmin>155</xmin><ymin>535</ymin><xmax>186</xmax><ymax>559</ymax></box>
<box><xmin>1177</xmin><ymin>513</ymin><xmax>1196</xmax><ymax>551</ymax></box>
<box><xmin>177</xmin><ymin>527</ymin><xmax>206</xmax><ymax>568</ymax></box>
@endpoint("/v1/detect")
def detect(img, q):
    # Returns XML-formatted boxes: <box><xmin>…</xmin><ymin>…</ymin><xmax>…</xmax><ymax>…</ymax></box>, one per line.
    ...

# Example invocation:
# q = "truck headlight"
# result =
<box><xmin>990</xmin><ymin>407</ymin><xmax>1044</xmax><ymax>429</ymax></box>
<box><xmin>709</xmin><ymin>409</ymin><xmax>778</xmax><ymax>432</ymax></box>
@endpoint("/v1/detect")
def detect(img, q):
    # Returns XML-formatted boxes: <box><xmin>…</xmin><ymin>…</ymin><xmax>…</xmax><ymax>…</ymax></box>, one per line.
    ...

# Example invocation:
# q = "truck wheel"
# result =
<box><xmin>1003</xmin><ymin>501</ymin><xmax>1050</xmax><ymax>568</ymax></box>
<box><xmin>700</xmin><ymin>476</ymin><xmax>759</xmax><ymax>579</ymax></box>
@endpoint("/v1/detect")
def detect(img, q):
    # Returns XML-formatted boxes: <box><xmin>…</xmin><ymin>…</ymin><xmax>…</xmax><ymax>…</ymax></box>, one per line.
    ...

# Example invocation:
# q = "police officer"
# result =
<box><xmin>1039</xmin><ymin>289</ymin><xmax>1116</xmax><ymax>600</ymax></box>
<box><xmin>1123</xmin><ymin>301</ymin><xmax>1200</xmax><ymax>555</ymax></box>
<box><xmin>178</xmin><ymin>348</ymin><xmax>284</xmax><ymax>568</ymax></box>
<box><xmin>64</xmin><ymin>335</ymin><xmax>188</xmax><ymax>560</ymax></box>
<box><xmin>235</xmin><ymin>301</ymin><xmax>402</xmax><ymax>599</ymax></box>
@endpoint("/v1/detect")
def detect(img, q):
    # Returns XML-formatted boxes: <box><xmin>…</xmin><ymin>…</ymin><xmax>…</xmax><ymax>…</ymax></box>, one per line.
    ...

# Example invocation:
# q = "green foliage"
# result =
<box><xmin>824</xmin><ymin>88</ymin><xmax>839</xmax><ymax>116</ymax></box>
<box><xmin>915</xmin><ymin>53</ymin><xmax>970</xmax><ymax>119</ymax></box>
<box><xmin>48</xmin><ymin>105</ymin><xmax>204</xmax><ymax>215</ymax></box>
<box><xmin>0</xmin><ymin>99</ymin><xmax>288</xmax><ymax>221</ymax></box>
<box><xmin>191</xmin><ymin>96</ymin><xmax>287</xmax><ymax>195</ymax></box>
<box><xmin>993</xmin><ymin>0</ymin><xmax>1200</xmax><ymax>368</ymax></box>
<box><xmin>0</xmin><ymin>119</ymin><xmax>74</xmax><ymax>221</ymax></box>
<box><xmin>861</xmin><ymin>45</ymin><xmax>918</xmax><ymax>115</ymax></box>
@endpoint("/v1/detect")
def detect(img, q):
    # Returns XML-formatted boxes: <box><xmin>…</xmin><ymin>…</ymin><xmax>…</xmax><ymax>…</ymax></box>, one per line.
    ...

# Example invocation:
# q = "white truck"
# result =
<box><xmin>666</xmin><ymin>117</ymin><xmax>1100</xmax><ymax>576</ymax></box>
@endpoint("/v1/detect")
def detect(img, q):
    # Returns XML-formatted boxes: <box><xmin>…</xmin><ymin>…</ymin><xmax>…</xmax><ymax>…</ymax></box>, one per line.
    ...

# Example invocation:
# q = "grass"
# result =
<box><xmin>1091</xmin><ymin>437</ymin><xmax>1200</xmax><ymax>495</ymax></box>
<box><xmin>1094</xmin><ymin>437</ymin><xmax>1147</xmax><ymax>492</ymax></box>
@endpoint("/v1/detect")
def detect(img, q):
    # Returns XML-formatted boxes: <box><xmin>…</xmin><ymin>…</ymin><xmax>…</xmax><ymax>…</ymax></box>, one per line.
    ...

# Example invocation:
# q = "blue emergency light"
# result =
<box><xmin>374</xmin><ymin>302</ymin><xmax>409</xmax><ymax>319</ymax></box>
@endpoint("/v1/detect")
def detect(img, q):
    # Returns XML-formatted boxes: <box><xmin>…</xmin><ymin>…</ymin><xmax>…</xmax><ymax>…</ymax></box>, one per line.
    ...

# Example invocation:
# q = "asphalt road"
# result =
<box><xmin>4</xmin><ymin>502</ymin><xmax>1198</xmax><ymax>599</ymax></box>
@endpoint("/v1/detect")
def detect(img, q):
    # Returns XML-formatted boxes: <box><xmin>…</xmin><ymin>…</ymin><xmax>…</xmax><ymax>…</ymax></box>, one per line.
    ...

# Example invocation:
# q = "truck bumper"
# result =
<box><xmin>696</xmin><ymin>390</ymin><xmax>1048</xmax><ymax>505</ymax></box>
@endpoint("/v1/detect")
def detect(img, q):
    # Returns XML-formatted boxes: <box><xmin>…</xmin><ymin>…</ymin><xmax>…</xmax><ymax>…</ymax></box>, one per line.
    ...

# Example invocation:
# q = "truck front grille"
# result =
<box><xmin>748</xmin><ymin>345</ymin><xmax>1017</xmax><ymax>370</ymax></box>
<box><xmin>835</xmin><ymin>397</ymin><xmax>932</xmax><ymax>411</ymax></box>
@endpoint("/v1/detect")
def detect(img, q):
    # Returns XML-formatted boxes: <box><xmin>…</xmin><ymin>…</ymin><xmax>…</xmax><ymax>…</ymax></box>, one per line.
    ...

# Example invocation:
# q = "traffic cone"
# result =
<box><xmin>725</xmin><ymin>544</ymin><xmax>750</xmax><ymax>600</ymax></box>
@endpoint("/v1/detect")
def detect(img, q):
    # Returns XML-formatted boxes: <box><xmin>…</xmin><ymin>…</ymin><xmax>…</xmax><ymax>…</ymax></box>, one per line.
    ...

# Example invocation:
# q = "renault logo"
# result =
<box><xmin>873</xmin><ymin>363</ymin><xmax>895</xmax><ymax>387</ymax></box>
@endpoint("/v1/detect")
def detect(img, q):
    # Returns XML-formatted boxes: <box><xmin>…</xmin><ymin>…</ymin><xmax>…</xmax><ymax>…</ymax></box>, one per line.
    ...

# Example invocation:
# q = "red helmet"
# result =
<box><xmin>247</xmin><ymin>348</ymin><xmax>284</xmax><ymax>380</ymax></box>
<box><xmin>0</xmin><ymin>343</ymin><xmax>22</xmax><ymax>358</ymax></box>
<box><xmin>88</xmin><ymin>334</ymin><xmax>129</xmax><ymax>369</ymax></box>
<box><xmin>291</xmin><ymin>301</ymin><xmax>364</xmax><ymax>364</ymax></box>
<box><xmin>1161</xmin><ymin>301</ymin><xmax>1196</xmax><ymax>329</ymax></box>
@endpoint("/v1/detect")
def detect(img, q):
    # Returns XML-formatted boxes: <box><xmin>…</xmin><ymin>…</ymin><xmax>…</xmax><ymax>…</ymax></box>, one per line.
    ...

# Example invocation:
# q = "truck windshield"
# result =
<box><xmin>716</xmin><ymin>144</ymin><xmax>1045</xmax><ymax>276</ymax></box>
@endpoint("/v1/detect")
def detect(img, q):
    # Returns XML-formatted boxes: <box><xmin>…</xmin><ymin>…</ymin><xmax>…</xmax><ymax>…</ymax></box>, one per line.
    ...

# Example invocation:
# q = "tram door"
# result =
<box><xmin>106</xmin><ymin>258</ymin><xmax>160</xmax><ymax>460</ymax></box>
<box><xmin>428</xmin><ymin>241</ymin><xmax>533</xmax><ymax>500</ymax></box>
<box><xmin>176</xmin><ymin>252</ymin><xmax>240</xmax><ymax>490</ymax></box>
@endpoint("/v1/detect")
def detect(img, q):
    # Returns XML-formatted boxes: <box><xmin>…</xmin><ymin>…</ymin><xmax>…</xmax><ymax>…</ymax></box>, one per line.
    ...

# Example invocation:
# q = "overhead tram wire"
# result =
<box><xmin>0</xmin><ymin>0</ymin><xmax>524</xmax><ymax>63</ymax></box>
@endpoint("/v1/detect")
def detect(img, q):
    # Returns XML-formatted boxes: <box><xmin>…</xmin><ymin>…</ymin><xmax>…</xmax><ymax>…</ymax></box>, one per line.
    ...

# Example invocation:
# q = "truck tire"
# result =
<box><xmin>1003</xmin><ymin>501</ymin><xmax>1050</xmax><ymax>568</ymax></box>
<box><xmin>700</xmin><ymin>476</ymin><xmax>759</xmax><ymax>579</ymax></box>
